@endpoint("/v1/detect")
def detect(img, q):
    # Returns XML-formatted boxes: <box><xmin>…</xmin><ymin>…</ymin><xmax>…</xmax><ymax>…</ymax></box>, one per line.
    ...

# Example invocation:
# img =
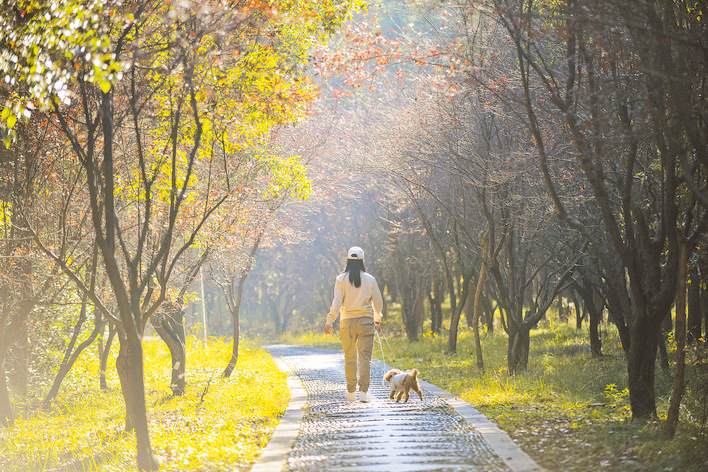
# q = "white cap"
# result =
<box><xmin>347</xmin><ymin>246</ymin><xmax>364</xmax><ymax>260</ymax></box>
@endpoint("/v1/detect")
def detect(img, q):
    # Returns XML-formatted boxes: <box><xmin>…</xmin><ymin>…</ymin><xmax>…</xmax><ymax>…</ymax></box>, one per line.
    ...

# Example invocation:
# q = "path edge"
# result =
<box><xmin>417</xmin><ymin>376</ymin><xmax>545</xmax><ymax>472</ymax></box>
<box><xmin>249</xmin><ymin>356</ymin><xmax>305</xmax><ymax>472</ymax></box>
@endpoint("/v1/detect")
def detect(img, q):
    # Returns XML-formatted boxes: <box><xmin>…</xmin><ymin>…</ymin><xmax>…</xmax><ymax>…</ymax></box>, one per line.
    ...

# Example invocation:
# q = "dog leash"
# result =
<box><xmin>376</xmin><ymin>323</ymin><xmax>397</xmax><ymax>361</ymax></box>
<box><xmin>375</xmin><ymin>323</ymin><xmax>397</xmax><ymax>386</ymax></box>
<box><xmin>375</xmin><ymin>325</ymin><xmax>386</xmax><ymax>385</ymax></box>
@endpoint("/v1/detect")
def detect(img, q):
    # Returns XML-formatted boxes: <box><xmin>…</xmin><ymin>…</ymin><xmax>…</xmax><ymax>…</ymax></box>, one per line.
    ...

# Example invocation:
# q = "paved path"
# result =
<box><xmin>253</xmin><ymin>345</ymin><xmax>544</xmax><ymax>472</ymax></box>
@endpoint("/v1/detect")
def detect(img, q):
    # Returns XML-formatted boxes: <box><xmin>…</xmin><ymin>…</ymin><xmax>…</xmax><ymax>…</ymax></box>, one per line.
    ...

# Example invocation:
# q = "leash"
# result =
<box><xmin>375</xmin><ymin>323</ymin><xmax>397</xmax><ymax>386</ymax></box>
<box><xmin>376</xmin><ymin>323</ymin><xmax>397</xmax><ymax>361</ymax></box>
<box><xmin>375</xmin><ymin>327</ymin><xmax>386</xmax><ymax>385</ymax></box>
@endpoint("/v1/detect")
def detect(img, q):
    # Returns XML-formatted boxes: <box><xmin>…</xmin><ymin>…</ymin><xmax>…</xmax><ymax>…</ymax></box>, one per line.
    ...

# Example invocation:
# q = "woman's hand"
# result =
<box><xmin>324</xmin><ymin>322</ymin><xmax>332</xmax><ymax>335</ymax></box>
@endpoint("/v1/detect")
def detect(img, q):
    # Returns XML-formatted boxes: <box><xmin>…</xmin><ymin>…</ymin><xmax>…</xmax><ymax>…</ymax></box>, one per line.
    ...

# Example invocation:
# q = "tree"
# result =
<box><xmin>0</xmin><ymin>95</ymin><xmax>75</xmax><ymax>423</ymax></box>
<box><xmin>210</xmin><ymin>182</ymin><xmax>308</xmax><ymax>378</ymax></box>
<box><xmin>485</xmin><ymin>0</ymin><xmax>708</xmax><ymax>417</ymax></box>
<box><xmin>1</xmin><ymin>1</ymin><xmax>365</xmax><ymax>468</ymax></box>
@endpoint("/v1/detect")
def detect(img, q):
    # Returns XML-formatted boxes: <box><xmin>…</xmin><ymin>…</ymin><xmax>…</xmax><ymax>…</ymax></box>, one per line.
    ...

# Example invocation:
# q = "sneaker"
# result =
<box><xmin>345</xmin><ymin>391</ymin><xmax>356</xmax><ymax>401</ymax></box>
<box><xmin>359</xmin><ymin>391</ymin><xmax>371</xmax><ymax>403</ymax></box>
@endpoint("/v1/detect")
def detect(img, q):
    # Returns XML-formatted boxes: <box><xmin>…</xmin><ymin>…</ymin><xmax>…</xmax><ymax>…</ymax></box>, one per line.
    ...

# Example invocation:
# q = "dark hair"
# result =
<box><xmin>344</xmin><ymin>259</ymin><xmax>366</xmax><ymax>288</ymax></box>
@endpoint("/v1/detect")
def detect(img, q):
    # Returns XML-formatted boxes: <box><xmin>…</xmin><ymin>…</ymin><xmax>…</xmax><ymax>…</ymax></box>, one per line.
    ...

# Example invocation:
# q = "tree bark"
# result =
<box><xmin>0</xmin><ymin>366</ymin><xmax>11</xmax><ymax>427</ymax></box>
<box><xmin>663</xmin><ymin>242</ymin><xmax>689</xmax><ymax>438</ymax></box>
<box><xmin>687</xmin><ymin>268</ymin><xmax>702</xmax><ymax>344</ymax></box>
<box><xmin>447</xmin><ymin>269</ymin><xmax>474</xmax><ymax>354</ymax></box>
<box><xmin>577</xmin><ymin>279</ymin><xmax>603</xmax><ymax>357</ymax></box>
<box><xmin>627</xmin><ymin>318</ymin><xmax>660</xmax><ymax>418</ymax></box>
<box><xmin>463</xmin><ymin>274</ymin><xmax>477</xmax><ymax>328</ymax></box>
<box><xmin>7</xmin><ymin>322</ymin><xmax>29</xmax><ymax>397</ymax></box>
<box><xmin>100</xmin><ymin>323</ymin><xmax>117</xmax><ymax>391</ymax></box>
<box><xmin>484</xmin><ymin>298</ymin><xmax>495</xmax><ymax>335</ymax></box>
<box><xmin>222</xmin><ymin>277</ymin><xmax>244</xmax><ymax>379</ymax></box>
<box><xmin>572</xmin><ymin>294</ymin><xmax>583</xmax><ymax>330</ymax></box>
<box><xmin>588</xmin><ymin>305</ymin><xmax>602</xmax><ymax>358</ymax></box>
<box><xmin>604</xmin><ymin>279</ymin><xmax>631</xmax><ymax>354</ymax></box>
<box><xmin>400</xmin><ymin>280</ymin><xmax>424</xmax><ymax>342</ymax></box>
<box><xmin>0</xmin><ymin>300</ymin><xmax>35</xmax><ymax>426</ymax></box>
<box><xmin>507</xmin><ymin>323</ymin><xmax>531</xmax><ymax>374</ymax></box>
<box><xmin>116</xmin><ymin>332</ymin><xmax>159</xmax><ymax>470</ymax></box>
<box><xmin>428</xmin><ymin>277</ymin><xmax>443</xmax><ymax>335</ymax></box>
<box><xmin>151</xmin><ymin>303</ymin><xmax>186</xmax><ymax>395</ymax></box>
<box><xmin>473</xmin><ymin>235</ymin><xmax>488</xmax><ymax>373</ymax></box>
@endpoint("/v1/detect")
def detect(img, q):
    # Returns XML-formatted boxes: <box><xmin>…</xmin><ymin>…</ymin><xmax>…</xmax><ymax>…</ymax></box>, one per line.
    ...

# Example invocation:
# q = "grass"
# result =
<box><xmin>285</xmin><ymin>322</ymin><xmax>708</xmax><ymax>472</ymax></box>
<box><xmin>0</xmin><ymin>336</ymin><xmax>289</xmax><ymax>471</ymax></box>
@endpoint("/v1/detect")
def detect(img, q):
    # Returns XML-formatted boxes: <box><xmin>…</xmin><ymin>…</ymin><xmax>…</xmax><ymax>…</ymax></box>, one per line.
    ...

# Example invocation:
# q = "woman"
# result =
<box><xmin>324</xmin><ymin>246</ymin><xmax>383</xmax><ymax>402</ymax></box>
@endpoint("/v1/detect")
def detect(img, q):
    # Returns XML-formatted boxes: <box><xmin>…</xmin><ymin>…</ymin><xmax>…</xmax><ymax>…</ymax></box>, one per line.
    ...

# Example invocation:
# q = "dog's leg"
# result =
<box><xmin>413</xmin><ymin>385</ymin><xmax>422</xmax><ymax>400</ymax></box>
<box><xmin>389</xmin><ymin>390</ymin><xmax>395</xmax><ymax>400</ymax></box>
<box><xmin>395</xmin><ymin>391</ymin><xmax>403</xmax><ymax>402</ymax></box>
<box><xmin>404</xmin><ymin>388</ymin><xmax>410</xmax><ymax>402</ymax></box>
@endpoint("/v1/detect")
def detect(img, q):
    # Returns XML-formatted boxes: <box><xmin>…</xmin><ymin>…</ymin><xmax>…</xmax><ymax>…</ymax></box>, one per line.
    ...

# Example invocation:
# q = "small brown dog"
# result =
<box><xmin>383</xmin><ymin>368</ymin><xmax>423</xmax><ymax>402</ymax></box>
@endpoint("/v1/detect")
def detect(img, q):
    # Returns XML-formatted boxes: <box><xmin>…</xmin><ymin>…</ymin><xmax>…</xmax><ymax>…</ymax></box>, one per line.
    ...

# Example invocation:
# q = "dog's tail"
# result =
<box><xmin>411</xmin><ymin>368</ymin><xmax>419</xmax><ymax>378</ymax></box>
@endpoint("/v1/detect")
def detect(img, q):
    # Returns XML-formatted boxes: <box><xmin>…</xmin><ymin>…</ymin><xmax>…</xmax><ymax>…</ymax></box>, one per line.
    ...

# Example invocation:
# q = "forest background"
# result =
<box><xmin>0</xmin><ymin>0</ymin><xmax>706</xmax><ymax>470</ymax></box>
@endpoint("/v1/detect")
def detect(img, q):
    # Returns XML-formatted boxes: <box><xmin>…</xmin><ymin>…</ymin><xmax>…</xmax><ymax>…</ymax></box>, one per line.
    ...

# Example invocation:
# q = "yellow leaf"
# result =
<box><xmin>7</xmin><ymin>114</ymin><xmax>17</xmax><ymax>129</ymax></box>
<box><xmin>98</xmin><ymin>78</ymin><xmax>111</xmax><ymax>93</ymax></box>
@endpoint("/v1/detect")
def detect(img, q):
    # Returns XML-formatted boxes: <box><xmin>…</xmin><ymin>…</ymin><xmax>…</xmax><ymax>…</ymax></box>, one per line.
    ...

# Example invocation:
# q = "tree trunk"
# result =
<box><xmin>658</xmin><ymin>313</ymin><xmax>672</xmax><ymax>374</ymax></box>
<box><xmin>627</xmin><ymin>318</ymin><xmax>660</xmax><ymax>418</ymax></box>
<box><xmin>151</xmin><ymin>303</ymin><xmax>186</xmax><ymax>395</ymax></box>
<box><xmin>589</xmin><ymin>306</ymin><xmax>602</xmax><ymax>357</ymax></box>
<box><xmin>222</xmin><ymin>314</ymin><xmax>240</xmax><ymax>379</ymax></box>
<box><xmin>702</xmin><ymin>284</ymin><xmax>708</xmax><ymax>343</ymax></box>
<box><xmin>573</xmin><ymin>294</ymin><xmax>583</xmax><ymax>329</ymax></box>
<box><xmin>657</xmin><ymin>331</ymin><xmax>670</xmax><ymax>375</ymax></box>
<box><xmin>463</xmin><ymin>275</ymin><xmax>476</xmax><ymax>328</ymax></box>
<box><xmin>473</xmin><ymin>239</ymin><xmax>488</xmax><ymax>373</ymax></box>
<box><xmin>428</xmin><ymin>277</ymin><xmax>443</xmax><ymax>335</ymax></box>
<box><xmin>222</xmin><ymin>284</ymin><xmax>241</xmax><ymax>379</ymax></box>
<box><xmin>0</xmin><ymin>300</ymin><xmax>35</xmax><ymax>426</ymax></box>
<box><xmin>557</xmin><ymin>296</ymin><xmax>567</xmax><ymax>322</ymax></box>
<box><xmin>116</xmin><ymin>333</ymin><xmax>159</xmax><ymax>471</ymax></box>
<box><xmin>507</xmin><ymin>324</ymin><xmax>530</xmax><ymax>374</ymax></box>
<box><xmin>484</xmin><ymin>299</ymin><xmax>495</xmax><ymax>335</ymax></box>
<box><xmin>7</xmin><ymin>322</ymin><xmax>29</xmax><ymax>397</ymax></box>
<box><xmin>663</xmin><ymin>242</ymin><xmax>688</xmax><ymax>438</ymax></box>
<box><xmin>0</xmin><ymin>366</ymin><xmax>11</xmax><ymax>427</ymax></box>
<box><xmin>580</xmin><ymin>283</ymin><xmax>603</xmax><ymax>357</ymax></box>
<box><xmin>223</xmin><ymin>271</ymin><xmax>249</xmax><ymax>378</ymax></box>
<box><xmin>447</xmin><ymin>270</ymin><xmax>474</xmax><ymax>354</ymax></box>
<box><xmin>401</xmin><ymin>284</ymin><xmax>422</xmax><ymax>342</ymax></box>
<box><xmin>44</xmin><ymin>309</ymin><xmax>106</xmax><ymax>406</ymax></box>
<box><xmin>687</xmin><ymin>269</ymin><xmax>702</xmax><ymax>344</ymax></box>
<box><xmin>446</xmin><ymin>305</ymin><xmax>463</xmax><ymax>353</ymax></box>
<box><xmin>605</xmin><ymin>282</ymin><xmax>631</xmax><ymax>354</ymax></box>
<box><xmin>100</xmin><ymin>323</ymin><xmax>117</xmax><ymax>391</ymax></box>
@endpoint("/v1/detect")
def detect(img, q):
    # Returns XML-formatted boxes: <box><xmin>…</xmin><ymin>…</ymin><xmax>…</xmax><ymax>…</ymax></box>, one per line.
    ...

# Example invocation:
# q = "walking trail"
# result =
<box><xmin>252</xmin><ymin>345</ymin><xmax>544</xmax><ymax>472</ymax></box>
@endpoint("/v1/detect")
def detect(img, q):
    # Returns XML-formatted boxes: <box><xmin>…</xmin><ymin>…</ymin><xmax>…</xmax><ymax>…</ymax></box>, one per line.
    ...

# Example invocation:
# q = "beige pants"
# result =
<box><xmin>340</xmin><ymin>317</ymin><xmax>376</xmax><ymax>393</ymax></box>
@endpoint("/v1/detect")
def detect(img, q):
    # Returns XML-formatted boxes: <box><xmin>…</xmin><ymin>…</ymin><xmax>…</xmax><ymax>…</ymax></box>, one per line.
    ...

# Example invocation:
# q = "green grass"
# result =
<box><xmin>0</xmin><ymin>336</ymin><xmax>289</xmax><ymax>471</ymax></box>
<box><xmin>286</xmin><ymin>323</ymin><xmax>708</xmax><ymax>472</ymax></box>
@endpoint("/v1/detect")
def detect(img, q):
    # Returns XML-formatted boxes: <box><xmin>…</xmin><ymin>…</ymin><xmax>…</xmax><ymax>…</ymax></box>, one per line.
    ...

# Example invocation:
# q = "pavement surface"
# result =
<box><xmin>252</xmin><ymin>345</ymin><xmax>544</xmax><ymax>472</ymax></box>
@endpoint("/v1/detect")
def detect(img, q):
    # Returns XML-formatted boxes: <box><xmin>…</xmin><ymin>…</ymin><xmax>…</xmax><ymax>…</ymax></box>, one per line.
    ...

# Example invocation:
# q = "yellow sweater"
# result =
<box><xmin>326</xmin><ymin>271</ymin><xmax>383</xmax><ymax>325</ymax></box>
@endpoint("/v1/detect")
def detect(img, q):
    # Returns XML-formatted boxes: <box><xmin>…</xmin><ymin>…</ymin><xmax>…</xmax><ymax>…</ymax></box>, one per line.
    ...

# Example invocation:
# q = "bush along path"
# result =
<box><xmin>255</xmin><ymin>345</ymin><xmax>544</xmax><ymax>472</ymax></box>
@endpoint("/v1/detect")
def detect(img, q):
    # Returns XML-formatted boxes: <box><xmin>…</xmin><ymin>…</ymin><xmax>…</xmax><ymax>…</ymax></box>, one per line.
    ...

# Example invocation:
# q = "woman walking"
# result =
<box><xmin>324</xmin><ymin>246</ymin><xmax>383</xmax><ymax>402</ymax></box>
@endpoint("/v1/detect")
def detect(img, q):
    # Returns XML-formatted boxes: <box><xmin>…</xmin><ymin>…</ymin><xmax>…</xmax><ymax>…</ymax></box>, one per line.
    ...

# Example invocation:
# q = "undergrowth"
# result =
<box><xmin>287</xmin><ymin>323</ymin><xmax>708</xmax><ymax>472</ymax></box>
<box><xmin>0</xmin><ymin>337</ymin><xmax>289</xmax><ymax>471</ymax></box>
